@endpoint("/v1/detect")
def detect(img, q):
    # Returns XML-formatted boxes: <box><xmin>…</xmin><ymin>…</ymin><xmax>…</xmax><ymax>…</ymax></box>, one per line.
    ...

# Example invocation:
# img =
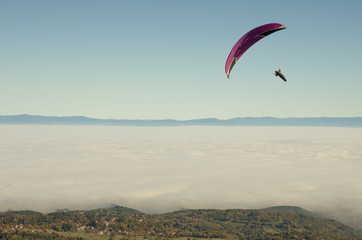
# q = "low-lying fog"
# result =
<box><xmin>1</xmin><ymin>125</ymin><xmax>362</xmax><ymax>227</ymax></box>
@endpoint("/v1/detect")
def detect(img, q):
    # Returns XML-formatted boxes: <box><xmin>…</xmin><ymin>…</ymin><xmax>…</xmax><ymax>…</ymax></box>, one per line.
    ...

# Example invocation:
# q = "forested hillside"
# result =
<box><xmin>1</xmin><ymin>205</ymin><xmax>361</xmax><ymax>239</ymax></box>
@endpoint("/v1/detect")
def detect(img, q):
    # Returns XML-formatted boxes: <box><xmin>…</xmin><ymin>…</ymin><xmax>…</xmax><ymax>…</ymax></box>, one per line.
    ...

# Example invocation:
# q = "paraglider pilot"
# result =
<box><xmin>274</xmin><ymin>69</ymin><xmax>287</xmax><ymax>82</ymax></box>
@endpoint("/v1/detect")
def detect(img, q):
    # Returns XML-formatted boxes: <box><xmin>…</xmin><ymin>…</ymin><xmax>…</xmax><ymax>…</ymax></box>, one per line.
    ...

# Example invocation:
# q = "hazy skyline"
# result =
<box><xmin>1</xmin><ymin>1</ymin><xmax>362</xmax><ymax>119</ymax></box>
<box><xmin>1</xmin><ymin>125</ymin><xmax>362</xmax><ymax>227</ymax></box>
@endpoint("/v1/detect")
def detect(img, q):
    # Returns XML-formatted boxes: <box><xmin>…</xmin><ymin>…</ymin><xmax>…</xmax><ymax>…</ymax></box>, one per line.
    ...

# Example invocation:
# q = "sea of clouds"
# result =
<box><xmin>1</xmin><ymin>125</ymin><xmax>362</xmax><ymax>227</ymax></box>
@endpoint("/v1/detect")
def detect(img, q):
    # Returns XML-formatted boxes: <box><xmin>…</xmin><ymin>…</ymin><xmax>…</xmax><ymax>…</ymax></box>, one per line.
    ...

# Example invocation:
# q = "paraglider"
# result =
<box><xmin>225</xmin><ymin>23</ymin><xmax>286</xmax><ymax>78</ymax></box>
<box><xmin>274</xmin><ymin>69</ymin><xmax>287</xmax><ymax>82</ymax></box>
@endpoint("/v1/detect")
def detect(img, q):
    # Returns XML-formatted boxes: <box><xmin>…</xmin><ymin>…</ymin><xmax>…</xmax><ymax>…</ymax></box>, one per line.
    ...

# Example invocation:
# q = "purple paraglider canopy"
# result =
<box><xmin>225</xmin><ymin>23</ymin><xmax>286</xmax><ymax>78</ymax></box>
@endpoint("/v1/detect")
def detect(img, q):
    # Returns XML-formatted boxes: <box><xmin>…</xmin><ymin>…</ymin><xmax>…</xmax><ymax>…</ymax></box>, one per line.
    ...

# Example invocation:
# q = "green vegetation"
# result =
<box><xmin>1</xmin><ymin>205</ymin><xmax>361</xmax><ymax>239</ymax></box>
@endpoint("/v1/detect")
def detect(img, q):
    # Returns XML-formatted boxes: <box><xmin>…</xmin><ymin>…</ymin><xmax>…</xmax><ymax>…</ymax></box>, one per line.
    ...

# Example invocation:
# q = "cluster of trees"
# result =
<box><xmin>1</xmin><ymin>206</ymin><xmax>361</xmax><ymax>239</ymax></box>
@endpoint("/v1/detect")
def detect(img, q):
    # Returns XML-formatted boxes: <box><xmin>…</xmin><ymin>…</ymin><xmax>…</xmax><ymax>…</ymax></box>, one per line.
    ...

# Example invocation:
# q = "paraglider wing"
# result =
<box><xmin>225</xmin><ymin>23</ymin><xmax>286</xmax><ymax>78</ymax></box>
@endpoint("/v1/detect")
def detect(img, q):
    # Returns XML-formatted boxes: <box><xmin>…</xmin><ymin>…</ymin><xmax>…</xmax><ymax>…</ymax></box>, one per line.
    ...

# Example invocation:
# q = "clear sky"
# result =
<box><xmin>1</xmin><ymin>0</ymin><xmax>362</xmax><ymax>120</ymax></box>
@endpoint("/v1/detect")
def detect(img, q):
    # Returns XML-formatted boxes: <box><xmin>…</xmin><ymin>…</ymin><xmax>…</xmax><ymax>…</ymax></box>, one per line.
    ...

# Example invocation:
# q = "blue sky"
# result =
<box><xmin>1</xmin><ymin>0</ymin><xmax>362</xmax><ymax>120</ymax></box>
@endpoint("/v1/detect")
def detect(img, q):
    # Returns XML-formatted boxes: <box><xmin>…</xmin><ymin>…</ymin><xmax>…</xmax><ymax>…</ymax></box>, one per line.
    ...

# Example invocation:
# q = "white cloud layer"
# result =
<box><xmin>1</xmin><ymin>126</ymin><xmax>362</xmax><ymax>225</ymax></box>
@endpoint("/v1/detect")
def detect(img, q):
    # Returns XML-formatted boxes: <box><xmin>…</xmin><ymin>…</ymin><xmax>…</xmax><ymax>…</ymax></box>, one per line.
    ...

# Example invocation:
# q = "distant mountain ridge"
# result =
<box><xmin>1</xmin><ymin>114</ymin><xmax>362</xmax><ymax>127</ymax></box>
